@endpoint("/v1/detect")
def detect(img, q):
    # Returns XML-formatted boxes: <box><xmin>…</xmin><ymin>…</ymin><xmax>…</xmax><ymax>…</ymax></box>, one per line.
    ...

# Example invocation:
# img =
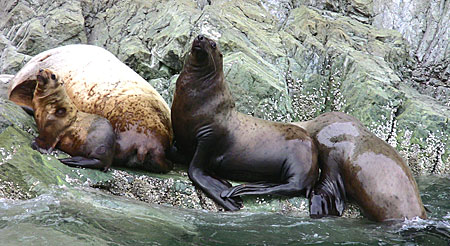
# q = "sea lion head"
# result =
<box><xmin>187</xmin><ymin>34</ymin><xmax>223</xmax><ymax>72</ymax></box>
<box><xmin>36</xmin><ymin>68</ymin><xmax>60</xmax><ymax>91</ymax></box>
<box><xmin>33</xmin><ymin>69</ymin><xmax>77</xmax><ymax>146</ymax></box>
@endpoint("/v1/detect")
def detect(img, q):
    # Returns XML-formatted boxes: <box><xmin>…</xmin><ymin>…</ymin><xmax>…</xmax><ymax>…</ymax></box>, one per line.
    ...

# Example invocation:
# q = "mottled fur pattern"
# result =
<box><xmin>32</xmin><ymin>68</ymin><xmax>115</xmax><ymax>171</ymax></box>
<box><xmin>8</xmin><ymin>44</ymin><xmax>173</xmax><ymax>173</ymax></box>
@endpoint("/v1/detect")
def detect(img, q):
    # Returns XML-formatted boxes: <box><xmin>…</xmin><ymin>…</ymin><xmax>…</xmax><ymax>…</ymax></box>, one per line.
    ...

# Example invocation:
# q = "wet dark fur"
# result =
<box><xmin>171</xmin><ymin>35</ymin><xmax>319</xmax><ymax>211</ymax></box>
<box><xmin>293</xmin><ymin>112</ymin><xmax>427</xmax><ymax>221</ymax></box>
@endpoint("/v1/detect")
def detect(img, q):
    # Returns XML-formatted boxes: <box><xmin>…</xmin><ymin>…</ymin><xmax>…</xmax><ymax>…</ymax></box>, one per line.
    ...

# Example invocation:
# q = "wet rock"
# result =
<box><xmin>0</xmin><ymin>98</ymin><xmax>112</xmax><ymax>199</ymax></box>
<box><xmin>0</xmin><ymin>0</ymin><xmax>447</xmax><ymax>214</ymax></box>
<box><xmin>93</xmin><ymin>168</ymin><xmax>362</xmax><ymax>218</ymax></box>
<box><xmin>0</xmin><ymin>96</ymin><xmax>361</xmax><ymax>216</ymax></box>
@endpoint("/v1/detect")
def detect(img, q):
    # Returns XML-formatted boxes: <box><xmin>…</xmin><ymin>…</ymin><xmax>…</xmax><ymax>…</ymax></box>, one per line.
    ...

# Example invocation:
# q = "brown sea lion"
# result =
<box><xmin>32</xmin><ymin>68</ymin><xmax>115</xmax><ymax>171</ymax></box>
<box><xmin>8</xmin><ymin>44</ymin><xmax>173</xmax><ymax>173</ymax></box>
<box><xmin>292</xmin><ymin>112</ymin><xmax>427</xmax><ymax>221</ymax></box>
<box><xmin>171</xmin><ymin>35</ymin><xmax>319</xmax><ymax>211</ymax></box>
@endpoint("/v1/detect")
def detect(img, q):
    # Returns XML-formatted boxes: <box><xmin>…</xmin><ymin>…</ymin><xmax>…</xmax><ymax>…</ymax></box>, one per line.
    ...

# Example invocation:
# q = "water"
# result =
<box><xmin>0</xmin><ymin>176</ymin><xmax>448</xmax><ymax>246</ymax></box>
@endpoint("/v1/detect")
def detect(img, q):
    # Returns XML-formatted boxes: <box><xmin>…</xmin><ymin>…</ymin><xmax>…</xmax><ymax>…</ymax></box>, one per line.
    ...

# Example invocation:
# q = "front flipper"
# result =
<box><xmin>31</xmin><ymin>138</ymin><xmax>54</xmax><ymax>154</ymax></box>
<box><xmin>221</xmin><ymin>182</ymin><xmax>277</xmax><ymax>198</ymax></box>
<box><xmin>59</xmin><ymin>156</ymin><xmax>109</xmax><ymax>172</ymax></box>
<box><xmin>188</xmin><ymin>129</ymin><xmax>242</xmax><ymax>211</ymax></box>
<box><xmin>190</xmin><ymin>165</ymin><xmax>243</xmax><ymax>210</ymax></box>
<box><xmin>21</xmin><ymin>106</ymin><xmax>34</xmax><ymax>116</ymax></box>
<box><xmin>309</xmin><ymin>173</ymin><xmax>346</xmax><ymax>218</ymax></box>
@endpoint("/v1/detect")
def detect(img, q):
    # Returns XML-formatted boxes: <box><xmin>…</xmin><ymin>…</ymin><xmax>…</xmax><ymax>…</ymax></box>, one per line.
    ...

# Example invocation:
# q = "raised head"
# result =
<box><xmin>32</xmin><ymin>68</ymin><xmax>77</xmax><ymax>148</ymax></box>
<box><xmin>36</xmin><ymin>68</ymin><xmax>60</xmax><ymax>92</ymax></box>
<box><xmin>186</xmin><ymin>35</ymin><xmax>223</xmax><ymax>75</ymax></box>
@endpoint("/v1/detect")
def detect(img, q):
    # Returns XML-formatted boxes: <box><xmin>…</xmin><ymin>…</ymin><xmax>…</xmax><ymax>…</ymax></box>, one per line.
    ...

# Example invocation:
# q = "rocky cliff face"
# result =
<box><xmin>1</xmin><ymin>0</ymin><xmax>448</xmax><ymax>178</ymax></box>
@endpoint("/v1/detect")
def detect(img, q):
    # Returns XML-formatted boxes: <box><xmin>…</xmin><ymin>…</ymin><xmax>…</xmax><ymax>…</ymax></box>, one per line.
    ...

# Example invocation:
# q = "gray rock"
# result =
<box><xmin>372</xmin><ymin>0</ymin><xmax>449</xmax><ymax>66</ymax></box>
<box><xmin>1</xmin><ymin>0</ymin><xmax>87</xmax><ymax>73</ymax></box>
<box><xmin>0</xmin><ymin>0</ymin><xmax>448</xmax><ymax>213</ymax></box>
<box><xmin>2</xmin><ymin>97</ymin><xmax>352</xmax><ymax>216</ymax></box>
<box><xmin>0</xmin><ymin>74</ymin><xmax>13</xmax><ymax>99</ymax></box>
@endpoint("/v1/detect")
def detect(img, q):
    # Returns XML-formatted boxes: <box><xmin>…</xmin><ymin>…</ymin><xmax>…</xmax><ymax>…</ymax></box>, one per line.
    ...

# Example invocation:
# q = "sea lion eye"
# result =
<box><xmin>55</xmin><ymin>108</ymin><xmax>66</xmax><ymax>117</ymax></box>
<box><xmin>51</xmin><ymin>73</ymin><xmax>56</xmax><ymax>80</ymax></box>
<box><xmin>211</xmin><ymin>41</ymin><xmax>216</xmax><ymax>49</ymax></box>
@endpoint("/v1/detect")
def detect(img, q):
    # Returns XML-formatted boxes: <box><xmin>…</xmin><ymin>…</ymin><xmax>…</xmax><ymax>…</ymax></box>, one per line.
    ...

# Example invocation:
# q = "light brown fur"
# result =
<box><xmin>8</xmin><ymin>44</ymin><xmax>173</xmax><ymax>172</ymax></box>
<box><xmin>32</xmin><ymin>68</ymin><xmax>115</xmax><ymax>171</ymax></box>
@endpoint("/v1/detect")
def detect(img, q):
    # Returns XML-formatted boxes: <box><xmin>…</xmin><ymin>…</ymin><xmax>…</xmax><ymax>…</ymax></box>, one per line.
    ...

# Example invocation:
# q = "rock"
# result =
<box><xmin>294</xmin><ymin>0</ymin><xmax>450</xmax><ymax>120</ymax></box>
<box><xmin>0</xmin><ymin>74</ymin><xmax>13</xmax><ymax>99</ymax></box>
<box><xmin>372</xmin><ymin>0</ymin><xmax>449</xmax><ymax>67</ymax></box>
<box><xmin>292</xmin><ymin>0</ymin><xmax>449</xmax><ymax>68</ymax></box>
<box><xmin>0</xmin><ymin>98</ymin><xmax>109</xmax><ymax>198</ymax></box>
<box><xmin>0</xmin><ymin>0</ymin><xmax>448</xmax><ymax>213</ymax></box>
<box><xmin>0</xmin><ymin>1</ymin><xmax>86</xmax><ymax>74</ymax></box>
<box><xmin>93</xmin><ymin>167</ymin><xmax>362</xmax><ymax>217</ymax></box>
<box><xmin>1</xmin><ymin>97</ymin><xmax>352</xmax><ymax>216</ymax></box>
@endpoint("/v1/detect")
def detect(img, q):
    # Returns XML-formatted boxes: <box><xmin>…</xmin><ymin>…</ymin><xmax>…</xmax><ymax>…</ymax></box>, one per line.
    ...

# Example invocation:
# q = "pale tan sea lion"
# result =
<box><xmin>8</xmin><ymin>44</ymin><xmax>173</xmax><ymax>173</ymax></box>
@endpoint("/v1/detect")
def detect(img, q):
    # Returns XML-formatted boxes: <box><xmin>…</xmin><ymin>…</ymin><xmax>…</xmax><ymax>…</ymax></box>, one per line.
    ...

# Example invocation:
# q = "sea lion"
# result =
<box><xmin>292</xmin><ymin>112</ymin><xmax>427</xmax><ymax>221</ymax></box>
<box><xmin>8</xmin><ymin>44</ymin><xmax>173</xmax><ymax>173</ymax></box>
<box><xmin>171</xmin><ymin>35</ymin><xmax>319</xmax><ymax>211</ymax></box>
<box><xmin>32</xmin><ymin>68</ymin><xmax>115</xmax><ymax>171</ymax></box>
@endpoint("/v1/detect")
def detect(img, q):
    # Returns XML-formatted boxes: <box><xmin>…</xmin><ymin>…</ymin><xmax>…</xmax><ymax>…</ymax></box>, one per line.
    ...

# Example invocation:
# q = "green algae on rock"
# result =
<box><xmin>93</xmin><ymin>168</ymin><xmax>362</xmax><ymax>218</ymax></box>
<box><xmin>0</xmin><ymin>98</ymin><xmax>112</xmax><ymax>199</ymax></box>
<box><xmin>0</xmin><ymin>0</ymin><xmax>448</xmax><ymax>212</ymax></box>
<box><xmin>0</xmin><ymin>98</ymin><xmax>360</xmax><ymax>216</ymax></box>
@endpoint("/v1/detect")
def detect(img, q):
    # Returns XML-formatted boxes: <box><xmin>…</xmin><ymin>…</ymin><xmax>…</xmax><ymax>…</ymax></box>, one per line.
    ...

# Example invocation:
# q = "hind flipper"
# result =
<box><xmin>59</xmin><ymin>156</ymin><xmax>109</xmax><ymax>172</ymax></box>
<box><xmin>309</xmin><ymin>174</ymin><xmax>346</xmax><ymax>218</ymax></box>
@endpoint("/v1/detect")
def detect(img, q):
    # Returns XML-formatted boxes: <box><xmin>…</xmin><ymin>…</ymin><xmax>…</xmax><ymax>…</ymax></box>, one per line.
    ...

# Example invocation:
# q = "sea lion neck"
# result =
<box><xmin>175</xmin><ymin>62</ymin><xmax>234</xmax><ymax>120</ymax></box>
<box><xmin>172</xmin><ymin>38</ymin><xmax>236</xmax><ymax>135</ymax></box>
<box><xmin>32</xmin><ymin>69</ymin><xmax>78</xmax><ymax>138</ymax></box>
<box><xmin>180</xmin><ymin>58</ymin><xmax>221</xmax><ymax>87</ymax></box>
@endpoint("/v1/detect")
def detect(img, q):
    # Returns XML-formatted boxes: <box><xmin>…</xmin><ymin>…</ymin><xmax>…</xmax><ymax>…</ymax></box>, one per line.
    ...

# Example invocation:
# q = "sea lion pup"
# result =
<box><xmin>292</xmin><ymin>112</ymin><xmax>427</xmax><ymax>222</ymax></box>
<box><xmin>8</xmin><ymin>44</ymin><xmax>173</xmax><ymax>173</ymax></box>
<box><xmin>32</xmin><ymin>68</ymin><xmax>115</xmax><ymax>171</ymax></box>
<box><xmin>171</xmin><ymin>35</ymin><xmax>319</xmax><ymax>211</ymax></box>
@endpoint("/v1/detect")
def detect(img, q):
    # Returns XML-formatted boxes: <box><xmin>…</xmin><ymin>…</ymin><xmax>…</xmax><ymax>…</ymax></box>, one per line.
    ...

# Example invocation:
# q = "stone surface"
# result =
<box><xmin>0</xmin><ymin>74</ymin><xmax>13</xmax><ymax>99</ymax></box>
<box><xmin>0</xmin><ymin>98</ymin><xmax>109</xmax><ymax>199</ymax></box>
<box><xmin>0</xmin><ymin>97</ymin><xmax>362</xmax><ymax>216</ymax></box>
<box><xmin>0</xmin><ymin>0</ymin><xmax>448</xmax><ymax>213</ymax></box>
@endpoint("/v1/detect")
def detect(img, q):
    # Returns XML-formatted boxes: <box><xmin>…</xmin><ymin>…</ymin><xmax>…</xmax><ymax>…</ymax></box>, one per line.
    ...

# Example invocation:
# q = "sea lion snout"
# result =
<box><xmin>190</xmin><ymin>35</ymin><xmax>222</xmax><ymax>67</ymax></box>
<box><xmin>37</xmin><ymin>68</ymin><xmax>57</xmax><ymax>86</ymax></box>
<box><xmin>192</xmin><ymin>34</ymin><xmax>217</xmax><ymax>51</ymax></box>
<box><xmin>192</xmin><ymin>35</ymin><xmax>205</xmax><ymax>51</ymax></box>
<box><xmin>37</xmin><ymin>69</ymin><xmax>49</xmax><ymax>85</ymax></box>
